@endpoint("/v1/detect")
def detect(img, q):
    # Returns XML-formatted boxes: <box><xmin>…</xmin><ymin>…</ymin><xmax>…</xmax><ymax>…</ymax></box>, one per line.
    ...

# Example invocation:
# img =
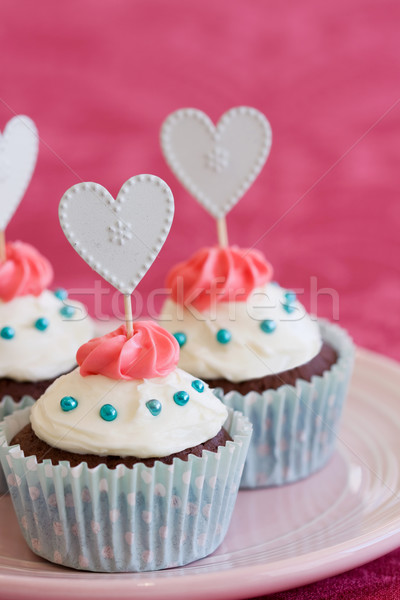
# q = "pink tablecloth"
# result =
<box><xmin>1</xmin><ymin>0</ymin><xmax>399</xmax><ymax>597</ymax></box>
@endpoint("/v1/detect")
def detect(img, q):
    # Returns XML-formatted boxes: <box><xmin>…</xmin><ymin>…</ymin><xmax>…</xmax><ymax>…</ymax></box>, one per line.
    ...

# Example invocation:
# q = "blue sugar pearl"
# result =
<box><xmin>60</xmin><ymin>396</ymin><xmax>78</xmax><ymax>412</ymax></box>
<box><xmin>282</xmin><ymin>303</ymin><xmax>296</xmax><ymax>314</ymax></box>
<box><xmin>35</xmin><ymin>317</ymin><xmax>49</xmax><ymax>331</ymax></box>
<box><xmin>284</xmin><ymin>291</ymin><xmax>296</xmax><ymax>303</ymax></box>
<box><xmin>216</xmin><ymin>329</ymin><xmax>231</xmax><ymax>344</ymax></box>
<box><xmin>146</xmin><ymin>399</ymin><xmax>162</xmax><ymax>416</ymax></box>
<box><xmin>60</xmin><ymin>305</ymin><xmax>75</xmax><ymax>319</ymax></box>
<box><xmin>0</xmin><ymin>326</ymin><xmax>15</xmax><ymax>340</ymax></box>
<box><xmin>100</xmin><ymin>404</ymin><xmax>118</xmax><ymax>422</ymax></box>
<box><xmin>191</xmin><ymin>379</ymin><xmax>205</xmax><ymax>393</ymax></box>
<box><xmin>173</xmin><ymin>390</ymin><xmax>189</xmax><ymax>406</ymax></box>
<box><xmin>54</xmin><ymin>288</ymin><xmax>68</xmax><ymax>301</ymax></box>
<box><xmin>260</xmin><ymin>319</ymin><xmax>277</xmax><ymax>334</ymax></box>
<box><xmin>173</xmin><ymin>332</ymin><xmax>187</xmax><ymax>348</ymax></box>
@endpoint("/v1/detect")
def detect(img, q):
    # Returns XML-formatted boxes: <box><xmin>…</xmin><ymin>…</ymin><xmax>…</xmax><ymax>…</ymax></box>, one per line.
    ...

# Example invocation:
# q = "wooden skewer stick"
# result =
<box><xmin>0</xmin><ymin>230</ymin><xmax>6</xmax><ymax>262</ymax></box>
<box><xmin>124</xmin><ymin>294</ymin><xmax>134</xmax><ymax>339</ymax></box>
<box><xmin>217</xmin><ymin>217</ymin><xmax>229</xmax><ymax>247</ymax></box>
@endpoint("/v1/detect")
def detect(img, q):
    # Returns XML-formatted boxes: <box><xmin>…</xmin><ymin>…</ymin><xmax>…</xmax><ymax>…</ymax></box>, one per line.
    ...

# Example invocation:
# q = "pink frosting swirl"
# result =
<box><xmin>166</xmin><ymin>246</ymin><xmax>273</xmax><ymax>311</ymax></box>
<box><xmin>0</xmin><ymin>241</ymin><xmax>53</xmax><ymax>302</ymax></box>
<box><xmin>77</xmin><ymin>321</ymin><xmax>180</xmax><ymax>380</ymax></box>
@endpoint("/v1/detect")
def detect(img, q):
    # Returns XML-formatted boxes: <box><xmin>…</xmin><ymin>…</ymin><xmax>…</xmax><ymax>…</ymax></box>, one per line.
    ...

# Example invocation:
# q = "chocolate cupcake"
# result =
<box><xmin>0</xmin><ymin>241</ymin><xmax>94</xmax><ymax>404</ymax></box>
<box><xmin>159</xmin><ymin>245</ymin><xmax>354</xmax><ymax>488</ymax></box>
<box><xmin>0</xmin><ymin>320</ymin><xmax>251</xmax><ymax>572</ymax></box>
<box><xmin>0</xmin><ymin>242</ymin><xmax>94</xmax><ymax>493</ymax></box>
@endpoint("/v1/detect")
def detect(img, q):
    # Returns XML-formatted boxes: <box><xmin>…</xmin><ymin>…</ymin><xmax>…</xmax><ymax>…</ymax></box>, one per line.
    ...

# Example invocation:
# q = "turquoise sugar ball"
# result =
<box><xmin>60</xmin><ymin>305</ymin><xmax>75</xmax><ymax>319</ymax></box>
<box><xmin>216</xmin><ymin>329</ymin><xmax>231</xmax><ymax>344</ymax></box>
<box><xmin>260</xmin><ymin>319</ymin><xmax>276</xmax><ymax>334</ymax></box>
<box><xmin>173</xmin><ymin>391</ymin><xmax>189</xmax><ymax>406</ymax></box>
<box><xmin>35</xmin><ymin>317</ymin><xmax>49</xmax><ymax>331</ymax></box>
<box><xmin>100</xmin><ymin>404</ymin><xmax>118</xmax><ymax>422</ymax></box>
<box><xmin>284</xmin><ymin>290</ymin><xmax>296</xmax><ymax>303</ymax></box>
<box><xmin>146</xmin><ymin>399</ymin><xmax>162</xmax><ymax>416</ymax></box>
<box><xmin>173</xmin><ymin>332</ymin><xmax>187</xmax><ymax>347</ymax></box>
<box><xmin>60</xmin><ymin>396</ymin><xmax>78</xmax><ymax>411</ymax></box>
<box><xmin>282</xmin><ymin>303</ymin><xmax>296</xmax><ymax>314</ymax></box>
<box><xmin>54</xmin><ymin>288</ymin><xmax>68</xmax><ymax>301</ymax></box>
<box><xmin>0</xmin><ymin>326</ymin><xmax>15</xmax><ymax>340</ymax></box>
<box><xmin>191</xmin><ymin>379</ymin><xmax>205</xmax><ymax>393</ymax></box>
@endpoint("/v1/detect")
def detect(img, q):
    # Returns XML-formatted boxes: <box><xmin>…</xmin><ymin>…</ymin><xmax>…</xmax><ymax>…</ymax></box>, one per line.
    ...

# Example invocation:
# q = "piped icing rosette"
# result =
<box><xmin>160</xmin><ymin>245</ymin><xmax>322</xmax><ymax>382</ymax></box>
<box><xmin>0</xmin><ymin>241</ymin><xmax>93</xmax><ymax>382</ymax></box>
<box><xmin>30</xmin><ymin>321</ymin><xmax>228</xmax><ymax>458</ymax></box>
<box><xmin>0</xmin><ymin>241</ymin><xmax>53</xmax><ymax>300</ymax></box>
<box><xmin>167</xmin><ymin>245</ymin><xmax>273</xmax><ymax>310</ymax></box>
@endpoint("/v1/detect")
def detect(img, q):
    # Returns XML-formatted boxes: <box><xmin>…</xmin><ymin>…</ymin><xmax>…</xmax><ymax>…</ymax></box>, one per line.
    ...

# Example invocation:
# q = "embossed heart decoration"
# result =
<box><xmin>161</xmin><ymin>107</ymin><xmax>272</xmax><ymax>219</ymax></box>
<box><xmin>59</xmin><ymin>175</ymin><xmax>174</xmax><ymax>295</ymax></box>
<box><xmin>0</xmin><ymin>115</ymin><xmax>39</xmax><ymax>230</ymax></box>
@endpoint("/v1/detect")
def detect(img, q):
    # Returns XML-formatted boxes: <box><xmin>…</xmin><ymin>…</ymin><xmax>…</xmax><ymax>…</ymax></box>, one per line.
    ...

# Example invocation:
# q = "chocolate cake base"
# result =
<box><xmin>204</xmin><ymin>342</ymin><xmax>338</xmax><ymax>395</ymax></box>
<box><xmin>11</xmin><ymin>425</ymin><xmax>232</xmax><ymax>469</ymax></box>
<box><xmin>0</xmin><ymin>368</ymin><xmax>75</xmax><ymax>402</ymax></box>
<box><xmin>0</xmin><ymin>376</ymin><xmax>60</xmax><ymax>402</ymax></box>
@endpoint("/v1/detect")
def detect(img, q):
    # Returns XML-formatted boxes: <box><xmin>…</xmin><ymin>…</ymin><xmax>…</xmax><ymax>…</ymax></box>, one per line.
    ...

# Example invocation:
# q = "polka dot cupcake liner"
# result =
<box><xmin>219</xmin><ymin>320</ymin><xmax>354</xmax><ymax>489</ymax></box>
<box><xmin>0</xmin><ymin>407</ymin><xmax>252</xmax><ymax>572</ymax></box>
<box><xmin>0</xmin><ymin>395</ymin><xmax>35</xmax><ymax>494</ymax></box>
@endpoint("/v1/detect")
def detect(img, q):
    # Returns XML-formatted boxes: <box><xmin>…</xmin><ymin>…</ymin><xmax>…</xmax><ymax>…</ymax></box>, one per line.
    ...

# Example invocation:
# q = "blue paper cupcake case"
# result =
<box><xmin>0</xmin><ymin>395</ymin><xmax>35</xmax><ymax>493</ymax></box>
<box><xmin>219</xmin><ymin>320</ymin><xmax>354</xmax><ymax>489</ymax></box>
<box><xmin>0</xmin><ymin>407</ymin><xmax>251</xmax><ymax>572</ymax></box>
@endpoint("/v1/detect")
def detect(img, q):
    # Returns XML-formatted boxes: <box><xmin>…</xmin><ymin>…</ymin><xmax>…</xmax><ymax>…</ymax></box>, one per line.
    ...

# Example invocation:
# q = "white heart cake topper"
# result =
<box><xmin>0</xmin><ymin>115</ymin><xmax>39</xmax><ymax>230</ymax></box>
<box><xmin>161</xmin><ymin>107</ymin><xmax>272</xmax><ymax>219</ymax></box>
<box><xmin>59</xmin><ymin>175</ymin><xmax>174</xmax><ymax>295</ymax></box>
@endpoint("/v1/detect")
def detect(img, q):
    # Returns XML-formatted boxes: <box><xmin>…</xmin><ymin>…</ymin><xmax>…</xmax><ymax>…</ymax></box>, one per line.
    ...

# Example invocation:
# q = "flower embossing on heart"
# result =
<box><xmin>107</xmin><ymin>220</ymin><xmax>133</xmax><ymax>245</ymax></box>
<box><xmin>204</xmin><ymin>146</ymin><xmax>230</xmax><ymax>173</ymax></box>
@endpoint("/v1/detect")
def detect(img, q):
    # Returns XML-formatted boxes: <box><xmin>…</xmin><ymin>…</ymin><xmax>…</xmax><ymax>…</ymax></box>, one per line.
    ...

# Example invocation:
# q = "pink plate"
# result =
<box><xmin>1</xmin><ymin>348</ymin><xmax>400</xmax><ymax>600</ymax></box>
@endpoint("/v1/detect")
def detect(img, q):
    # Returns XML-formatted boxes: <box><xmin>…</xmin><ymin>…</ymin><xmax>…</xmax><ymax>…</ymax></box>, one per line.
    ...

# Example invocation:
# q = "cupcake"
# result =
<box><xmin>0</xmin><ymin>240</ymin><xmax>94</xmax><ymax>496</ymax></box>
<box><xmin>0</xmin><ymin>240</ymin><xmax>94</xmax><ymax>403</ymax></box>
<box><xmin>159</xmin><ymin>245</ymin><xmax>354</xmax><ymax>488</ymax></box>
<box><xmin>0</xmin><ymin>320</ymin><xmax>251</xmax><ymax>572</ymax></box>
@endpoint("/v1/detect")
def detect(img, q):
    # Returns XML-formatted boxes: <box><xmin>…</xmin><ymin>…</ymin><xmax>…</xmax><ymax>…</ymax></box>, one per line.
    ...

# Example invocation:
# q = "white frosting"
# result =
<box><xmin>30</xmin><ymin>367</ymin><xmax>228</xmax><ymax>458</ymax></box>
<box><xmin>160</xmin><ymin>284</ymin><xmax>322</xmax><ymax>382</ymax></box>
<box><xmin>0</xmin><ymin>291</ymin><xmax>94</xmax><ymax>381</ymax></box>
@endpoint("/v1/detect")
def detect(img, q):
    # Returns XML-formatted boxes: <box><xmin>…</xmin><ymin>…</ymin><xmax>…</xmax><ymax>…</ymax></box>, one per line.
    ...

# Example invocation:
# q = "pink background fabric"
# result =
<box><xmin>1</xmin><ymin>0</ymin><xmax>399</xmax><ymax>596</ymax></box>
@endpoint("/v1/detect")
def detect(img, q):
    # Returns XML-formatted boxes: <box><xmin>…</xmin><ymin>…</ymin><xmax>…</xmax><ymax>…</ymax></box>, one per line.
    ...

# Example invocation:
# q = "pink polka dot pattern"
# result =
<box><xmin>79</xmin><ymin>555</ymin><xmax>89</xmax><ymax>569</ymax></box>
<box><xmin>91</xmin><ymin>521</ymin><xmax>101</xmax><ymax>534</ymax></box>
<box><xmin>124</xmin><ymin>532</ymin><xmax>134</xmax><ymax>545</ymax></box>
<box><xmin>28</xmin><ymin>486</ymin><xmax>40</xmax><ymax>500</ymax></box>
<box><xmin>53</xmin><ymin>521</ymin><xmax>63</xmax><ymax>536</ymax></box>
<box><xmin>81</xmin><ymin>488</ymin><xmax>92</xmax><ymax>502</ymax></box>
<box><xmin>48</xmin><ymin>493</ymin><xmax>57</xmax><ymax>507</ymax></box>
<box><xmin>101</xmin><ymin>546</ymin><xmax>114</xmax><ymax>559</ymax></box>
<box><xmin>109</xmin><ymin>509</ymin><xmax>120</xmax><ymax>523</ymax></box>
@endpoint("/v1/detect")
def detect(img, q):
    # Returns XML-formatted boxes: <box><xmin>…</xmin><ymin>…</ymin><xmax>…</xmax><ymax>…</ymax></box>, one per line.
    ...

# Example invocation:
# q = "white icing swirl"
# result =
<box><xmin>0</xmin><ymin>291</ymin><xmax>94</xmax><ymax>381</ymax></box>
<box><xmin>30</xmin><ymin>367</ymin><xmax>228</xmax><ymax>458</ymax></box>
<box><xmin>160</xmin><ymin>283</ymin><xmax>322</xmax><ymax>382</ymax></box>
